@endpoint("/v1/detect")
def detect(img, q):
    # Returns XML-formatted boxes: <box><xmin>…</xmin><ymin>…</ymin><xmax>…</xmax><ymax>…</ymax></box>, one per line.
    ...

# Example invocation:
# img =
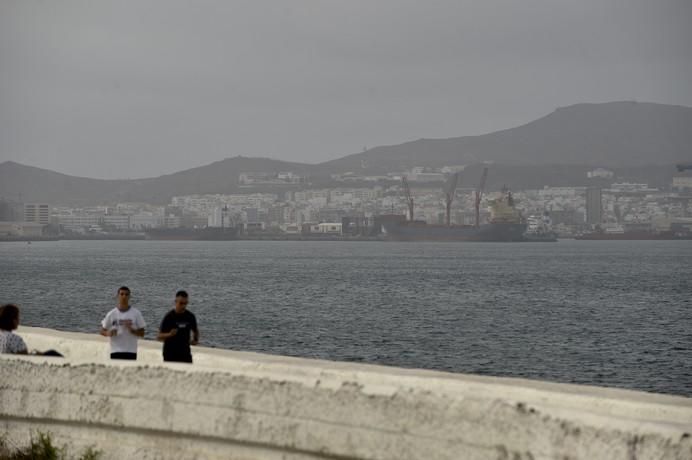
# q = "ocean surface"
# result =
<box><xmin>2</xmin><ymin>239</ymin><xmax>691</xmax><ymax>396</ymax></box>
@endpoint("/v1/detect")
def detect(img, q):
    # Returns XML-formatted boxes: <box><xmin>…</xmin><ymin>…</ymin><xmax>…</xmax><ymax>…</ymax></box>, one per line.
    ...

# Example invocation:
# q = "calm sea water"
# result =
<box><xmin>2</xmin><ymin>240</ymin><xmax>691</xmax><ymax>396</ymax></box>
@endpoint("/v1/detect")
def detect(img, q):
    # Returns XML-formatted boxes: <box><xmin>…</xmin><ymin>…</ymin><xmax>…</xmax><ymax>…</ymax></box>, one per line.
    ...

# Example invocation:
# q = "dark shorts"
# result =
<box><xmin>164</xmin><ymin>354</ymin><xmax>192</xmax><ymax>363</ymax></box>
<box><xmin>111</xmin><ymin>352</ymin><xmax>137</xmax><ymax>360</ymax></box>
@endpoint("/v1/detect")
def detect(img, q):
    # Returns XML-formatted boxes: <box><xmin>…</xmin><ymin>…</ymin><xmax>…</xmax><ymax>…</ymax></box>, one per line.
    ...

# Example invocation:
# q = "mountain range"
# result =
<box><xmin>1</xmin><ymin>101</ymin><xmax>690</xmax><ymax>205</ymax></box>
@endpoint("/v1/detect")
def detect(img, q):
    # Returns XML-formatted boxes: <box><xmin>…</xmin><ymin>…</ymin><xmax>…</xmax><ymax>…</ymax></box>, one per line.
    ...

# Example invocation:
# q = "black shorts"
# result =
<box><xmin>111</xmin><ymin>352</ymin><xmax>137</xmax><ymax>360</ymax></box>
<box><xmin>164</xmin><ymin>354</ymin><xmax>192</xmax><ymax>363</ymax></box>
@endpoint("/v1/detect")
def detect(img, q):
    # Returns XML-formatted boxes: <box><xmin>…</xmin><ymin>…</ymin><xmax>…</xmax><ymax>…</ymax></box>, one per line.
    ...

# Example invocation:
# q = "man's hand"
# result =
<box><xmin>190</xmin><ymin>338</ymin><xmax>198</xmax><ymax>346</ymax></box>
<box><xmin>156</xmin><ymin>328</ymin><xmax>177</xmax><ymax>342</ymax></box>
<box><xmin>100</xmin><ymin>328</ymin><xmax>117</xmax><ymax>337</ymax></box>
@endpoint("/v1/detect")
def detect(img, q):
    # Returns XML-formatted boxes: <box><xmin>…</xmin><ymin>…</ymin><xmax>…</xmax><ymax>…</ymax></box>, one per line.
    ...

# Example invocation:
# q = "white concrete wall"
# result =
<box><xmin>1</xmin><ymin>326</ymin><xmax>691</xmax><ymax>460</ymax></box>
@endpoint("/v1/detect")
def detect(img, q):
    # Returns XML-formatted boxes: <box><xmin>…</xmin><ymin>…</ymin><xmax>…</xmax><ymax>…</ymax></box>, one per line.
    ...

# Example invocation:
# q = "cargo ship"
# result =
<box><xmin>382</xmin><ymin>221</ymin><xmax>527</xmax><ymax>241</ymax></box>
<box><xmin>575</xmin><ymin>230</ymin><xmax>692</xmax><ymax>240</ymax></box>
<box><xmin>382</xmin><ymin>189</ymin><xmax>527</xmax><ymax>242</ymax></box>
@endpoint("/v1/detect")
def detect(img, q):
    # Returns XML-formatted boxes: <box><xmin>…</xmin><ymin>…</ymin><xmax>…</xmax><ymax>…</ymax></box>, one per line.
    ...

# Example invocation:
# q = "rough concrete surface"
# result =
<box><xmin>1</xmin><ymin>327</ymin><xmax>691</xmax><ymax>459</ymax></box>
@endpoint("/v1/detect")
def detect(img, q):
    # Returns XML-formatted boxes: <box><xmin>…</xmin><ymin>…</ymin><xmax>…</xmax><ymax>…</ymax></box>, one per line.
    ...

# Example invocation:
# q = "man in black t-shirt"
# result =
<box><xmin>157</xmin><ymin>290</ymin><xmax>199</xmax><ymax>363</ymax></box>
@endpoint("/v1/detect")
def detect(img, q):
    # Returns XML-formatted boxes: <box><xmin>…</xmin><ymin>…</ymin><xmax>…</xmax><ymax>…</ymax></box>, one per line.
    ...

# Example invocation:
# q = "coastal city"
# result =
<box><xmin>3</xmin><ymin>1</ymin><xmax>692</xmax><ymax>458</ymax></box>
<box><xmin>2</xmin><ymin>165</ymin><xmax>692</xmax><ymax>241</ymax></box>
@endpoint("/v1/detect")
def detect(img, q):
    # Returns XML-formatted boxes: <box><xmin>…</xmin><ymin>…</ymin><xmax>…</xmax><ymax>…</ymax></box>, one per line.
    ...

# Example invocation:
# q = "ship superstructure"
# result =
<box><xmin>382</xmin><ymin>168</ymin><xmax>527</xmax><ymax>242</ymax></box>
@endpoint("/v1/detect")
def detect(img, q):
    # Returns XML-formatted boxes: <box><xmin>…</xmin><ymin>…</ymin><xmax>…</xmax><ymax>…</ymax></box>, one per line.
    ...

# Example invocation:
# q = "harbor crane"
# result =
<box><xmin>474</xmin><ymin>167</ymin><xmax>488</xmax><ymax>227</ymax></box>
<box><xmin>443</xmin><ymin>172</ymin><xmax>460</xmax><ymax>226</ymax></box>
<box><xmin>401</xmin><ymin>175</ymin><xmax>415</xmax><ymax>221</ymax></box>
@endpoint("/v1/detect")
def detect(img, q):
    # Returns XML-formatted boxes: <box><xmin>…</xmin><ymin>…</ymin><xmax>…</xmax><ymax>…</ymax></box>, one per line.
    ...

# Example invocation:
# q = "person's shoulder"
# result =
<box><xmin>8</xmin><ymin>331</ymin><xmax>26</xmax><ymax>349</ymax></box>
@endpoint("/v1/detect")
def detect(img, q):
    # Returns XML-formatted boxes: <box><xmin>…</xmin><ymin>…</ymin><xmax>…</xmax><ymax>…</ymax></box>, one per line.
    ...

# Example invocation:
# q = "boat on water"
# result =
<box><xmin>383</xmin><ymin>188</ymin><xmax>528</xmax><ymax>242</ymax></box>
<box><xmin>574</xmin><ymin>221</ymin><xmax>692</xmax><ymax>240</ymax></box>
<box><xmin>523</xmin><ymin>212</ymin><xmax>558</xmax><ymax>242</ymax></box>
<box><xmin>575</xmin><ymin>230</ymin><xmax>692</xmax><ymax>240</ymax></box>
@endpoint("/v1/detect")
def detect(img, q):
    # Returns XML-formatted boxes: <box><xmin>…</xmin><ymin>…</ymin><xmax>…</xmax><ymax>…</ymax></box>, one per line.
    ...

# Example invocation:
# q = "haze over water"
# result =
<box><xmin>2</xmin><ymin>240</ymin><xmax>691</xmax><ymax>396</ymax></box>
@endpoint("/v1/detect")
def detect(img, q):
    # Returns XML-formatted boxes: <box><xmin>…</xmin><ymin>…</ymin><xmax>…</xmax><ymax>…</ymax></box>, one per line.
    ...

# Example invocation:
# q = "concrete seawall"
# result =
<box><xmin>1</xmin><ymin>326</ymin><xmax>691</xmax><ymax>459</ymax></box>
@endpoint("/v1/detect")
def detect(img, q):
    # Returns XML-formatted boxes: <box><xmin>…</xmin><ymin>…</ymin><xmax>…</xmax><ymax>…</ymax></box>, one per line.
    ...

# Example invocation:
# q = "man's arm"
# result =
<box><xmin>127</xmin><ymin>324</ymin><xmax>145</xmax><ymax>338</ymax></box>
<box><xmin>99</xmin><ymin>312</ymin><xmax>115</xmax><ymax>337</ymax></box>
<box><xmin>157</xmin><ymin>313</ymin><xmax>175</xmax><ymax>341</ymax></box>
<box><xmin>127</xmin><ymin>311</ymin><xmax>146</xmax><ymax>338</ymax></box>
<box><xmin>99</xmin><ymin>327</ymin><xmax>116</xmax><ymax>337</ymax></box>
<box><xmin>190</xmin><ymin>327</ymin><xmax>199</xmax><ymax>346</ymax></box>
<box><xmin>157</xmin><ymin>328</ymin><xmax>177</xmax><ymax>341</ymax></box>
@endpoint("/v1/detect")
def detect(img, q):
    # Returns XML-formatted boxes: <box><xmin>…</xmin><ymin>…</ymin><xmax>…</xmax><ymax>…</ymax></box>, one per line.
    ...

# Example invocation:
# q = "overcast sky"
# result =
<box><xmin>1</xmin><ymin>0</ymin><xmax>690</xmax><ymax>179</ymax></box>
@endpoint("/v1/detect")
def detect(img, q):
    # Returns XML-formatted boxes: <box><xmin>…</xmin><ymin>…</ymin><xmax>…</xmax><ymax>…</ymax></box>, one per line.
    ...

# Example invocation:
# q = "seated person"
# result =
<box><xmin>0</xmin><ymin>304</ymin><xmax>28</xmax><ymax>354</ymax></box>
<box><xmin>0</xmin><ymin>303</ymin><xmax>63</xmax><ymax>357</ymax></box>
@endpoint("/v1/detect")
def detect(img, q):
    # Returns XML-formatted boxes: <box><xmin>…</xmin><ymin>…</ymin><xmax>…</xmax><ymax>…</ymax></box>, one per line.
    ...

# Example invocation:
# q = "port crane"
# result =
<box><xmin>474</xmin><ymin>167</ymin><xmax>488</xmax><ymax>227</ymax></box>
<box><xmin>443</xmin><ymin>172</ymin><xmax>460</xmax><ymax>226</ymax></box>
<box><xmin>401</xmin><ymin>175</ymin><xmax>415</xmax><ymax>221</ymax></box>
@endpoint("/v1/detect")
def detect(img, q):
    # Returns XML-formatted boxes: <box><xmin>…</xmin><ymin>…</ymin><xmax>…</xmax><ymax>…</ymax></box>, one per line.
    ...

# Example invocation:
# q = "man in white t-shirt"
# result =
<box><xmin>99</xmin><ymin>286</ymin><xmax>146</xmax><ymax>360</ymax></box>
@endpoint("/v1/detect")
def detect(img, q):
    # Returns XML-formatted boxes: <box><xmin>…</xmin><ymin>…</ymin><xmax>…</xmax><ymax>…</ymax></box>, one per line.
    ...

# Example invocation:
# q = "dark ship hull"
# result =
<box><xmin>575</xmin><ymin>231</ymin><xmax>692</xmax><ymax>240</ymax></box>
<box><xmin>382</xmin><ymin>222</ymin><xmax>527</xmax><ymax>242</ymax></box>
<box><xmin>523</xmin><ymin>231</ymin><xmax>559</xmax><ymax>242</ymax></box>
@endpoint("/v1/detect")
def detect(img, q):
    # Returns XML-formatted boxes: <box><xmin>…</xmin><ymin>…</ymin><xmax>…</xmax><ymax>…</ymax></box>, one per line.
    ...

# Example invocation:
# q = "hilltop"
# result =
<box><xmin>319</xmin><ymin>101</ymin><xmax>692</xmax><ymax>173</ymax></box>
<box><xmin>0</xmin><ymin>157</ymin><xmax>312</xmax><ymax>205</ymax></box>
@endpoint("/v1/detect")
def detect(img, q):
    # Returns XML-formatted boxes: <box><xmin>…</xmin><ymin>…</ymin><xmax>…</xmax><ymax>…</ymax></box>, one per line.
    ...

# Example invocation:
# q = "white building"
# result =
<box><xmin>57</xmin><ymin>214</ymin><xmax>101</xmax><ymax>231</ymax></box>
<box><xmin>281</xmin><ymin>223</ymin><xmax>301</xmax><ymax>234</ymax></box>
<box><xmin>0</xmin><ymin>221</ymin><xmax>44</xmax><ymax>237</ymax></box>
<box><xmin>672</xmin><ymin>176</ymin><xmax>692</xmax><ymax>192</ymax></box>
<box><xmin>130</xmin><ymin>214</ymin><xmax>164</xmax><ymax>230</ymax></box>
<box><xmin>102</xmin><ymin>215</ymin><xmax>131</xmax><ymax>230</ymax></box>
<box><xmin>24</xmin><ymin>204</ymin><xmax>50</xmax><ymax>225</ymax></box>
<box><xmin>587</xmin><ymin>168</ymin><xmax>614</xmax><ymax>179</ymax></box>
<box><xmin>317</xmin><ymin>223</ymin><xmax>342</xmax><ymax>234</ymax></box>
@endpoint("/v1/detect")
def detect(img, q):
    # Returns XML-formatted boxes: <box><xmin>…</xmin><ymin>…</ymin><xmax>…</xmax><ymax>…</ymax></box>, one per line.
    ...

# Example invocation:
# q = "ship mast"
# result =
<box><xmin>402</xmin><ymin>175</ymin><xmax>415</xmax><ymax>221</ymax></box>
<box><xmin>444</xmin><ymin>172</ymin><xmax>460</xmax><ymax>226</ymax></box>
<box><xmin>474</xmin><ymin>167</ymin><xmax>488</xmax><ymax>227</ymax></box>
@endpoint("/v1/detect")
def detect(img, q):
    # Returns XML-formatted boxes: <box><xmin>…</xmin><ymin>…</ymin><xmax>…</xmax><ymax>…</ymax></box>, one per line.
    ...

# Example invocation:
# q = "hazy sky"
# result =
<box><xmin>1</xmin><ymin>0</ymin><xmax>690</xmax><ymax>179</ymax></box>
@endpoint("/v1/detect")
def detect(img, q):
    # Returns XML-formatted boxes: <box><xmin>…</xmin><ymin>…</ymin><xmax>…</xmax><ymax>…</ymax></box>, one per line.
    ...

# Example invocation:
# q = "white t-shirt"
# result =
<box><xmin>0</xmin><ymin>330</ymin><xmax>28</xmax><ymax>354</ymax></box>
<box><xmin>101</xmin><ymin>306</ymin><xmax>146</xmax><ymax>354</ymax></box>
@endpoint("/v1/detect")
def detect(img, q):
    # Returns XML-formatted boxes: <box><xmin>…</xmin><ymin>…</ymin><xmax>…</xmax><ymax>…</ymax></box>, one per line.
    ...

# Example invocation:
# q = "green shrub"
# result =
<box><xmin>0</xmin><ymin>432</ymin><xmax>101</xmax><ymax>460</ymax></box>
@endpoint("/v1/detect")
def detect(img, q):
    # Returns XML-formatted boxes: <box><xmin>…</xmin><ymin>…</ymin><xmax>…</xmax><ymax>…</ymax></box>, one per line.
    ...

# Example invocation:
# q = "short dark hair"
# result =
<box><xmin>175</xmin><ymin>290</ymin><xmax>188</xmax><ymax>298</ymax></box>
<box><xmin>0</xmin><ymin>304</ymin><xmax>20</xmax><ymax>331</ymax></box>
<box><xmin>118</xmin><ymin>286</ymin><xmax>130</xmax><ymax>294</ymax></box>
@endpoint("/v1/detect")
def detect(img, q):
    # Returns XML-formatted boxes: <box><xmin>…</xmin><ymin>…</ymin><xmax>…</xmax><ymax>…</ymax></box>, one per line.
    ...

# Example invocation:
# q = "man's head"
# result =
<box><xmin>117</xmin><ymin>286</ymin><xmax>131</xmax><ymax>309</ymax></box>
<box><xmin>174</xmin><ymin>290</ymin><xmax>189</xmax><ymax>313</ymax></box>
<box><xmin>0</xmin><ymin>304</ymin><xmax>20</xmax><ymax>331</ymax></box>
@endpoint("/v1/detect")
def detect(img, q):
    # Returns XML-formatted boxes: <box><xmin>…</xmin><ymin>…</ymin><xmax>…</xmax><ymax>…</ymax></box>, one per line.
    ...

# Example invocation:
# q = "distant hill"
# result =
<box><xmin>318</xmin><ymin>101</ymin><xmax>692</xmax><ymax>173</ymax></box>
<box><xmin>0</xmin><ymin>162</ymin><xmax>130</xmax><ymax>206</ymax></box>
<box><xmin>0</xmin><ymin>157</ymin><xmax>313</xmax><ymax>205</ymax></box>
<box><xmin>2</xmin><ymin>101</ymin><xmax>690</xmax><ymax>204</ymax></box>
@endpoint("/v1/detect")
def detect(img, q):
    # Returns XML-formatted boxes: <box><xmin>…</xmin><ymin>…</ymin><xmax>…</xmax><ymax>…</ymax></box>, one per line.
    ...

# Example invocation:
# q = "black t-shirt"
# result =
<box><xmin>160</xmin><ymin>309</ymin><xmax>197</xmax><ymax>361</ymax></box>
